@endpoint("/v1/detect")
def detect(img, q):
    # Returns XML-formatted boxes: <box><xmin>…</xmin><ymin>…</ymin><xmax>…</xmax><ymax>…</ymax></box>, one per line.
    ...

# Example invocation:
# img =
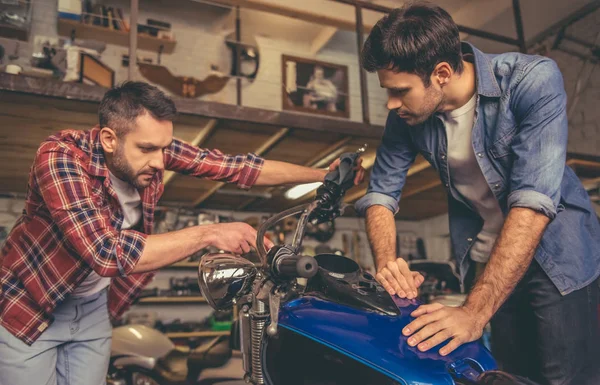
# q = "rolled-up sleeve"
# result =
<box><xmin>34</xmin><ymin>149</ymin><xmax>147</xmax><ymax>277</ymax></box>
<box><xmin>355</xmin><ymin>112</ymin><xmax>417</xmax><ymax>215</ymax></box>
<box><xmin>164</xmin><ymin>139</ymin><xmax>264</xmax><ymax>189</ymax></box>
<box><xmin>507</xmin><ymin>59</ymin><xmax>568</xmax><ymax>219</ymax></box>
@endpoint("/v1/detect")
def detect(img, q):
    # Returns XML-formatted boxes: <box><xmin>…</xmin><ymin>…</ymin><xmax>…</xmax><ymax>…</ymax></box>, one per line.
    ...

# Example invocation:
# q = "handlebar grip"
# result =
<box><xmin>324</xmin><ymin>152</ymin><xmax>359</xmax><ymax>191</ymax></box>
<box><xmin>275</xmin><ymin>255</ymin><xmax>318</xmax><ymax>278</ymax></box>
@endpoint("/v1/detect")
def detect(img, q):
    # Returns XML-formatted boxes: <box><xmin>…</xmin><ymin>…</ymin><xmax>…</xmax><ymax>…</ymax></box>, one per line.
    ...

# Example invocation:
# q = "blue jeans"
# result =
<box><xmin>491</xmin><ymin>260</ymin><xmax>600</xmax><ymax>385</ymax></box>
<box><xmin>0</xmin><ymin>288</ymin><xmax>111</xmax><ymax>385</ymax></box>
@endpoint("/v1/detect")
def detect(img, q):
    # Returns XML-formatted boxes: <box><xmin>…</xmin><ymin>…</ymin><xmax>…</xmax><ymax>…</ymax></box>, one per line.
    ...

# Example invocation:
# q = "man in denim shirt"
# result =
<box><xmin>356</xmin><ymin>3</ymin><xmax>600</xmax><ymax>385</ymax></box>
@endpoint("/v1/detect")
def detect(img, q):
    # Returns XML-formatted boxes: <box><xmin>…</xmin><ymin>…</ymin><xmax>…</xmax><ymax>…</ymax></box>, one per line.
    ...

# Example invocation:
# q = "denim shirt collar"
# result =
<box><xmin>462</xmin><ymin>42</ymin><xmax>502</xmax><ymax>98</ymax></box>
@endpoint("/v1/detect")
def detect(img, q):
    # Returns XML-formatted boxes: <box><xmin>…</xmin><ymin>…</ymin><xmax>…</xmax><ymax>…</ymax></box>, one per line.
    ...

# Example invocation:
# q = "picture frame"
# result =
<box><xmin>281</xmin><ymin>55</ymin><xmax>349</xmax><ymax>119</ymax></box>
<box><xmin>79</xmin><ymin>52</ymin><xmax>115</xmax><ymax>88</ymax></box>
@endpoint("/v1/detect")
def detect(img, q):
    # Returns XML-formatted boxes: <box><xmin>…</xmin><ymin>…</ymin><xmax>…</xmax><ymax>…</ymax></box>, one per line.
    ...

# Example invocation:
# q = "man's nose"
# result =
<box><xmin>149</xmin><ymin>152</ymin><xmax>164</xmax><ymax>171</ymax></box>
<box><xmin>387</xmin><ymin>97</ymin><xmax>403</xmax><ymax>110</ymax></box>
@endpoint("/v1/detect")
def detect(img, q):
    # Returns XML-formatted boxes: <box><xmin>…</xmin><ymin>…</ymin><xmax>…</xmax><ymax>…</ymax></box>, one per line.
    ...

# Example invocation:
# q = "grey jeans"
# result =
<box><xmin>491</xmin><ymin>260</ymin><xmax>600</xmax><ymax>385</ymax></box>
<box><xmin>0</xmin><ymin>288</ymin><xmax>112</xmax><ymax>385</ymax></box>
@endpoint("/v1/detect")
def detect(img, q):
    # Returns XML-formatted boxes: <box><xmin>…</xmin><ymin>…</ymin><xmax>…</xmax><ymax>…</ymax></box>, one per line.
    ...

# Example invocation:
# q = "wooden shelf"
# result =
<box><xmin>167</xmin><ymin>261</ymin><xmax>198</xmax><ymax>269</ymax></box>
<box><xmin>166</xmin><ymin>330</ymin><xmax>230</xmax><ymax>338</ymax></box>
<box><xmin>0</xmin><ymin>23</ymin><xmax>29</xmax><ymax>41</ymax></box>
<box><xmin>57</xmin><ymin>18</ymin><xmax>176</xmax><ymax>53</ymax></box>
<box><xmin>138</xmin><ymin>296</ymin><xmax>206</xmax><ymax>304</ymax></box>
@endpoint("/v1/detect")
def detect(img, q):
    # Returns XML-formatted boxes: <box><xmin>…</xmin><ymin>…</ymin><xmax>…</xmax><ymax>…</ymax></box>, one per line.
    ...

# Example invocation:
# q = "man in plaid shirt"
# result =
<box><xmin>0</xmin><ymin>81</ymin><xmax>364</xmax><ymax>385</ymax></box>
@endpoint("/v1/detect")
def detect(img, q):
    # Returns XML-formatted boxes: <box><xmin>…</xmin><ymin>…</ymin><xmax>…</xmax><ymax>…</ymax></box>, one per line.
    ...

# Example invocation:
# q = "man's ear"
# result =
<box><xmin>433</xmin><ymin>62</ymin><xmax>452</xmax><ymax>87</ymax></box>
<box><xmin>99</xmin><ymin>127</ymin><xmax>118</xmax><ymax>154</ymax></box>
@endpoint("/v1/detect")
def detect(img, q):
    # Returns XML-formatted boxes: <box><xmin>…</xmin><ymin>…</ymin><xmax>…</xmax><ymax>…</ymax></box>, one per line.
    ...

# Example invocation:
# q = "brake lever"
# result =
<box><xmin>266</xmin><ymin>288</ymin><xmax>283</xmax><ymax>336</ymax></box>
<box><xmin>312</xmin><ymin>144</ymin><xmax>367</xmax><ymax>223</ymax></box>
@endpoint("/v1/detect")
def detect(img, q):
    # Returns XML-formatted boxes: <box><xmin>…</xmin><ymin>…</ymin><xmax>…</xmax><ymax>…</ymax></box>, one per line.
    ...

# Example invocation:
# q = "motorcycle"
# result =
<box><xmin>197</xmin><ymin>147</ymin><xmax>510</xmax><ymax>385</ymax></box>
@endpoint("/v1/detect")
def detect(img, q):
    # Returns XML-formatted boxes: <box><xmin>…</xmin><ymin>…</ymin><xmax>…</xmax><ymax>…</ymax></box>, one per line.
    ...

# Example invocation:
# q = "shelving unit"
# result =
<box><xmin>0</xmin><ymin>0</ymin><xmax>32</xmax><ymax>41</ymax></box>
<box><xmin>165</xmin><ymin>330</ymin><xmax>230</xmax><ymax>338</ymax></box>
<box><xmin>0</xmin><ymin>23</ymin><xmax>28</xmax><ymax>41</ymax></box>
<box><xmin>168</xmin><ymin>261</ymin><xmax>198</xmax><ymax>269</ymax></box>
<box><xmin>57</xmin><ymin>18</ymin><xmax>176</xmax><ymax>53</ymax></box>
<box><xmin>138</xmin><ymin>296</ymin><xmax>206</xmax><ymax>304</ymax></box>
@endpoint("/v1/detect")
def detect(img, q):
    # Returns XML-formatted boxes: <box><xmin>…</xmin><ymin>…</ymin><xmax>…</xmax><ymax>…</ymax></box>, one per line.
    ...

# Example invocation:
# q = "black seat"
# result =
<box><xmin>154</xmin><ymin>336</ymin><xmax>232</xmax><ymax>384</ymax></box>
<box><xmin>187</xmin><ymin>336</ymin><xmax>232</xmax><ymax>383</ymax></box>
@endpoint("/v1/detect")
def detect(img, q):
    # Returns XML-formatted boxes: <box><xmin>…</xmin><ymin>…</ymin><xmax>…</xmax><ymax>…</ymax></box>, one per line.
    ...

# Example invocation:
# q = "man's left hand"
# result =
<box><xmin>328</xmin><ymin>157</ymin><xmax>365</xmax><ymax>185</ymax></box>
<box><xmin>402</xmin><ymin>303</ymin><xmax>487</xmax><ymax>356</ymax></box>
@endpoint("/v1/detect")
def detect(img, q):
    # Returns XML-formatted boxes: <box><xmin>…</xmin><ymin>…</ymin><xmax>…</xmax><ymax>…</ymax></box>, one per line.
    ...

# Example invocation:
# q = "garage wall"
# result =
<box><xmin>12</xmin><ymin>0</ymin><xmax>389</xmax><ymax>125</ymax></box>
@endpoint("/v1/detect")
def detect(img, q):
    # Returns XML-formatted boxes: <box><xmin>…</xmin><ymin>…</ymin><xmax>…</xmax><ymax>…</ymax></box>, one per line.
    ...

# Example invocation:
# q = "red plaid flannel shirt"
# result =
<box><xmin>0</xmin><ymin>127</ymin><xmax>264</xmax><ymax>345</ymax></box>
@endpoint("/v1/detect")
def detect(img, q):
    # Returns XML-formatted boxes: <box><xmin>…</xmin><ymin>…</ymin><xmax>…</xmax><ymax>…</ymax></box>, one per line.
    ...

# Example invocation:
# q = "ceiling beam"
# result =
<box><xmin>512</xmin><ymin>0</ymin><xmax>527</xmax><ymax>53</ymax></box>
<box><xmin>343</xmin><ymin>157</ymin><xmax>432</xmax><ymax>203</ymax></box>
<box><xmin>402</xmin><ymin>179</ymin><xmax>442</xmax><ymax>200</ymax></box>
<box><xmin>0</xmin><ymin>74</ymin><xmax>385</xmax><ymax>139</ymax></box>
<box><xmin>332</xmin><ymin>0</ymin><xmax>521</xmax><ymax>47</ymax></box>
<box><xmin>236</xmin><ymin>136</ymin><xmax>354</xmax><ymax>210</ymax></box>
<box><xmin>450</xmin><ymin>0</ymin><xmax>512</xmax><ymax>41</ymax></box>
<box><xmin>193</xmin><ymin>127</ymin><xmax>290</xmax><ymax>206</ymax></box>
<box><xmin>526</xmin><ymin>1</ymin><xmax>600</xmax><ymax>49</ymax></box>
<box><xmin>163</xmin><ymin>119</ymin><xmax>219</xmax><ymax>186</ymax></box>
<box><xmin>310</xmin><ymin>26</ymin><xmax>338</xmax><ymax>55</ymax></box>
<box><xmin>202</xmin><ymin>0</ymin><xmax>362</xmax><ymax>31</ymax></box>
<box><xmin>566</xmin><ymin>158</ymin><xmax>600</xmax><ymax>169</ymax></box>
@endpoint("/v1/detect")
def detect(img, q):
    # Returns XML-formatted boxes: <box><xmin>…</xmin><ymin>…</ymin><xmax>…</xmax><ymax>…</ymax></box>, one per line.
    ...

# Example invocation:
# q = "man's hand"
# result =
<box><xmin>207</xmin><ymin>223</ymin><xmax>274</xmax><ymax>254</ymax></box>
<box><xmin>328</xmin><ymin>157</ymin><xmax>365</xmax><ymax>185</ymax></box>
<box><xmin>375</xmin><ymin>258</ymin><xmax>424</xmax><ymax>299</ymax></box>
<box><xmin>403</xmin><ymin>303</ymin><xmax>487</xmax><ymax>356</ymax></box>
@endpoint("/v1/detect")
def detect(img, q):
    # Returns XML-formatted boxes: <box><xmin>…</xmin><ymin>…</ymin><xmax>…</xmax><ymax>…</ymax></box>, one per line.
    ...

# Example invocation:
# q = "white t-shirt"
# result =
<box><xmin>71</xmin><ymin>172</ymin><xmax>142</xmax><ymax>297</ymax></box>
<box><xmin>439</xmin><ymin>93</ymin><xmax>505</xmax><ymax>263</ymax></box>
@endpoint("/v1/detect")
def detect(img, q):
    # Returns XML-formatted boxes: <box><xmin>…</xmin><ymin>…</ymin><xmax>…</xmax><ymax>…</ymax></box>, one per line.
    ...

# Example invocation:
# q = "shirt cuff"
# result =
<box><xmin>507</xmin><ymin>189</ymin><xmax>557</xmax><ymax>219</ymax></box>
<box><xmin>115</xmin><ymin>230</ymin><xmax>148</xmax><ymax>276</ymax></box>
<box><xmin>355</xmin><ymin>192</ymin><xmax>399</xmax><ymax>216</ymax></box>
<box><xmin>237</xmin><ymin>153</ymin><xmax>265</xmax><ymax>190</ymax></box>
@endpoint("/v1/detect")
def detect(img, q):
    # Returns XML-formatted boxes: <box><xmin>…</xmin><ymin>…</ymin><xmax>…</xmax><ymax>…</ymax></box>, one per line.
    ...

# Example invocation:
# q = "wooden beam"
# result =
<box><xmin>236</xmin><ymin>136</ymin><xmax>353</xmax><ymax>210</ymax></box>
<box><xmin>0</xmin><ymin>74</ymin><xmax>384</xmax><ymax>139</ymax></box>
<box><xmin>163</xmin><ymin>119</ymin><xmax>219</xmax><ymax>186</ymax></box>
<box><xmin>402</xmin><ymin>179</ymin><xmax>442</xmax><ymax>199</ymax></box>
<box><xmin>305</xmin><ymin>137</ymin><xmax>354</xmax><ymax>168</ymax></box>
<box><xmin>193</xmin><ymin>127</ymin><xmax>290</xmax><ymax>206</ymax></box>
<box><xmin>344</xmin><ymin>158</ymin><xmax>432</xmax><ymax>203</ymax></box>
<box><xmin>204</xmin><ymin>0</ymin><xmax>363</xmax><ymax>31</ymax></box>
<box><xmin>253</xmin><ymin>127</ymin><xmax>290</xmax><ymax>155</ymax></box>
<box><xmin>582</xmin><ymin>176</ymin><xmax>600</xmax><ymax>191</ymax></box>
<box><xmin>310</xmin><ymin>26</ymin><xmax>338</xmax><ymax>55</ymax></box>
<box><xmin>566</xmin><ymin>158</ymin><xmax>600</xmax><ymax>169</ymax></box>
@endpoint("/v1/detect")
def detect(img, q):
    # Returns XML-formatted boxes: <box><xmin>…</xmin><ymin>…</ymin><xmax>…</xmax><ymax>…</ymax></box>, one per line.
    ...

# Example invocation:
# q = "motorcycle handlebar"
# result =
<box><xmin>274</xmin><ymin>254</ymin><xmax>318</xmax><ymax>279</ymax></box>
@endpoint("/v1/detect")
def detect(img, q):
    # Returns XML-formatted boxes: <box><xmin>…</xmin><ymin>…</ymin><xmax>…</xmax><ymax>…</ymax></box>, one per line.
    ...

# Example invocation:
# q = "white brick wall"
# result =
<box><xmin>21</xmin><ymin>0</ymin><xmax>389</xmax><ymax>124</ymax></box>
<box><xmin>545</xmin><ymin>9</ymin><xmax>600</xmax><ymax>156</ymax></box>
<box><xmin>0</xmin><ymin>197</ymin><xmax>24</xmax><ymax>233</ymax></box>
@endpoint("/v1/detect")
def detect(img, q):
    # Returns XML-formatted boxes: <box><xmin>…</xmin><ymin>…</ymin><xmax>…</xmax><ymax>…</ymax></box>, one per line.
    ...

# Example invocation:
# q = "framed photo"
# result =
<box><xmin>79</xmin><ymin>53</ymin><xmax>115</xmax><ymax>89</ymax></box>
<box><xmin>282</xmin><ymin>55</ymin><xmax>349</xmax><ymax>118</ymax></box>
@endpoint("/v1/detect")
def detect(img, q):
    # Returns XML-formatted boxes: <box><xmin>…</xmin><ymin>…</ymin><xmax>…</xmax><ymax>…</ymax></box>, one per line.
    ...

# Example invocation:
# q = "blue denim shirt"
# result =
<box><xmin>356</xmin><ymin>43</ymin><xmax>600</xmax><ymax>295</ymax></box>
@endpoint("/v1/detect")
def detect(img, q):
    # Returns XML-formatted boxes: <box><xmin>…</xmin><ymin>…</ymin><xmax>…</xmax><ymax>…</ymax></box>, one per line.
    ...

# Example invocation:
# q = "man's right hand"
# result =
<box><xmin>375</xmin><ymin>258</ymin><xmax>424</xmax><ymax>299</ymax></box>
<box><xmin>207</xmin><ymin>222</ymin><xmax>274</xmax><ymax>255</ymax></box>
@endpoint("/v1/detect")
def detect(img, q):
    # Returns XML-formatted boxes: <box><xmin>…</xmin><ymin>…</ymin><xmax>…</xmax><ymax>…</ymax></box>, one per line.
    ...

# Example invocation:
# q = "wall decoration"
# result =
<box><xmin>282</xmin><ymin>55</ymin><xmax>349</xmax><ymax>118</ymax></box>
<box><xmin>138</xmin><ymin>63</ymin><xmax>229</xmax><ymax>98</ymax></box>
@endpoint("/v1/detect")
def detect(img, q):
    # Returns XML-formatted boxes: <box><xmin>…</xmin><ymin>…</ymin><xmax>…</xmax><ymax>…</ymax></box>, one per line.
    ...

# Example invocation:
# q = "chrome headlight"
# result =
<box><xmin>198</xmin><ymin>253</ymin><xmax>257</xmax><ymax>311</ymax></box>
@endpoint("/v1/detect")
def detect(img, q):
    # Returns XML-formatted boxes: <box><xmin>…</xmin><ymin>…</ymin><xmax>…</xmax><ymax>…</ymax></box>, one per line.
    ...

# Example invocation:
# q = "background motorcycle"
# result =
<box><xmin>107</xmin><ymin>323</ymin><xmax>234</xmax><ymax>385</ymax></box>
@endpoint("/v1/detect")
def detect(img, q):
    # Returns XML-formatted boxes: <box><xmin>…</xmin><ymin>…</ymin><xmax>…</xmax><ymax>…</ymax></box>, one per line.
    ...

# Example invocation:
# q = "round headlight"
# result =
<box><xmin>198</xmin><ymin>253</ymin><xmax>257</xmax><ymax>311</ymax></box>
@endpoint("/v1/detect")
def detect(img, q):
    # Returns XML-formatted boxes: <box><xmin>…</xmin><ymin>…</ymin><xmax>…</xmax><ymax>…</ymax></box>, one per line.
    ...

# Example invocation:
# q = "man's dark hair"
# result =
<box><xmin>361</xmin><ymin>1</ymin><xmax>463</xmax><ymax>86</ymax></box>
<box><xmin>99</xmin><ymin>81</ymin><xmax>177</xmax><ymax>137</ymax></box>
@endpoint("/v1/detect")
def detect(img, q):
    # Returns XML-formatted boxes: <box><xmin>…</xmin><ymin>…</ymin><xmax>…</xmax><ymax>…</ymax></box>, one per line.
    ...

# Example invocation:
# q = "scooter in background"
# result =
<box><xmin>107</xmin><ymin>324</ymin><xmax>234</xmax><ymax>385</ymax></box>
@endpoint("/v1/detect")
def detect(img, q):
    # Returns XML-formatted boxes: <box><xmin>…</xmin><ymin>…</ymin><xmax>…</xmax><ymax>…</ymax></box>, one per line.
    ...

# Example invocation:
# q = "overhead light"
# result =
<box><xmin>284</xmin><ymin>182</ymin><xmax>322</xmax><ymax>200</ymax></box>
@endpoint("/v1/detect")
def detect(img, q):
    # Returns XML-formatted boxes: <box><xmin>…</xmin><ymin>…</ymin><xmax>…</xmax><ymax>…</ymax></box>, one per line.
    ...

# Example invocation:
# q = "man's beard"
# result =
<box><xmin>398</xmin><ymin>86</ymin><xmax>444</xmax><ymax>126</ymax></box>
<box><xmin>112</xmin><ymin>146</ymin><xmax>153</xmax><ymax>189</ymax></box>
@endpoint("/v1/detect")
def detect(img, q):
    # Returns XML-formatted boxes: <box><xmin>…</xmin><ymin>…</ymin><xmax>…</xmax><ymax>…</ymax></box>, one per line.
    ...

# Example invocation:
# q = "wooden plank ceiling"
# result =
<box><xmin>1</xmin><ymin>89</ymin><xmax>599</xmax><ymax>221</ymax></box>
